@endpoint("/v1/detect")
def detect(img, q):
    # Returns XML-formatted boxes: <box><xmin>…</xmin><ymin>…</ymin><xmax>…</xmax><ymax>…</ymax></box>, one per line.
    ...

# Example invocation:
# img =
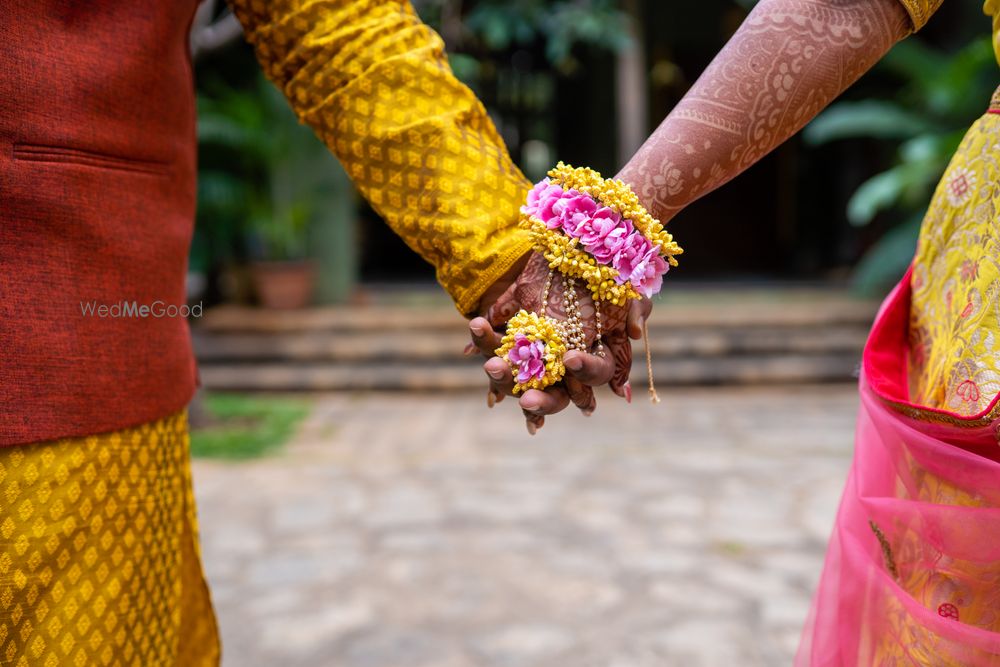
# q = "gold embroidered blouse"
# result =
<box><xmin>228</xmin><ymin>0</ymin><xmax>533</xmax><ymax>316</ymax></box>
<box><xmin>905</xmin><ymin>2</ymin><xmax>1000</xmax><ymax>416</ymax></box>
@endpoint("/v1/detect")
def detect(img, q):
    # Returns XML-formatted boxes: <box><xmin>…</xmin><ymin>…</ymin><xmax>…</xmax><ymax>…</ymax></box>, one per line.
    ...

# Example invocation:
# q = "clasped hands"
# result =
<box><xmin>468</xmin><ymin>252</ymin><xmax>651</xmax><ymax>434</ymax></box>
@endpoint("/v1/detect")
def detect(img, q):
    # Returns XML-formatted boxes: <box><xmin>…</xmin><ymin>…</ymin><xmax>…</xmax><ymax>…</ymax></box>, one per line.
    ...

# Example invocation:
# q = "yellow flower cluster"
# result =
<box><xmin>520</xmin><ymin>215</ymin><xmax>640</xmax><ymax>305</ymax></box>
<box><xmin>495</xmin><ymin>310</ymin><xmax>568</xmax><ymax>394</ymax></box>
<box><xmin>548</xmin><ymin>162</ymin><xmax>683</xmax><ymax>266</ymax></box>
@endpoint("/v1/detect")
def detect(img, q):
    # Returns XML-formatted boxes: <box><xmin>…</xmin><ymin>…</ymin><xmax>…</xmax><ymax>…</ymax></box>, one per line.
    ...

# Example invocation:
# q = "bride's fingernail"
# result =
<box><xmin>526</xmin><ymin>421</ymin><xmax>538</xmax><ymax>436</ymax></box>
<box><xmin>464</xmin><ymin>343</ymin><xmax>478</xmax><ymax>356</ymax></box>
<box><xmin>565</xmin><ymin>355</ymin><xmax>583</xmax><ymax>372</ymax></box>
<box><xmin>624</xmin><ymin>382</ymin><xmax>632</xmax><ymax>404</ymax></box>
<box><xmin>487</xmin><ymin>391</ymin><xmax>496</xmax><ymax>408</ymax></box>
<box><xmin>582</xmin><ymin>408</ymin><xmax>594</xmax><ymax>417</ymax></box>
<box><xmin>470</xmin><ymin>322</ymin><xmax>486</xmax><ymax>337</ymax></box>
<box><xmin>487</xmin><ymin>367</ymin><xmax>506</xmax><ymax>380</ymax></box>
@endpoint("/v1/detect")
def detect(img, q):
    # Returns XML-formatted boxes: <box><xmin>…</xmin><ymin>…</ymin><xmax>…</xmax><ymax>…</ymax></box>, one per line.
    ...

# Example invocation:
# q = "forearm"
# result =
<box><xmin>617</xmin><ymin>0</ymin><xmax>912</xmax><ymax>221</ymax></box>
<box><xmin>228</xmin><ymin>0</ymin><xmax>532</xmax><ymax>316</ymax></box>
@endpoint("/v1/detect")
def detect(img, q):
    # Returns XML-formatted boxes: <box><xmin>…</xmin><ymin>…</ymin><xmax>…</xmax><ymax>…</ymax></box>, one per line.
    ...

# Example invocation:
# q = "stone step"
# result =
<box><xmin>196</xmin><ymin>297</ymin><xmax>878</xmax><ymax>334</ymax></box>
<box><xmin>192</xmin><ymin>326</ymin><xmax>868</xmax><ymax>363</ymax></box>
<box><xmin>198</xmin><ymin>354</ymin><xmax>861</xmax><ymax>392</ymax></box>
<box><xmin>193</xmin><ymin>290</ymin><xmax>877</xmax><ymax>390</ymax></box>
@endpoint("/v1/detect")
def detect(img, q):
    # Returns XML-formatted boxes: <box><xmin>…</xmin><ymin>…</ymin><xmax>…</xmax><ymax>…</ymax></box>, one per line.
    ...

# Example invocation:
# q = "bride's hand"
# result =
<box><xmin>468</xmin><ymin>252</ymin><xmax>651</xmax><ymax>434</ymax></box>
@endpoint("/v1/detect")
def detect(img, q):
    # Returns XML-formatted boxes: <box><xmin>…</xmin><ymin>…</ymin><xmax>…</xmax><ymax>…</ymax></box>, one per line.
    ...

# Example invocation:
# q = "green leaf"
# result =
<box><xmin>851</xmin><ymin>212</ymin><xmax>924</xmax><ymax>296</ymax></box>
<box><xmin>932</xmin><ymin>38</ymin><xmax>997</xmax><ymax>117</ymax></box>
<box><xmin>197</xmin><ymin>171</ymin><xmax>250</xmax><ymax>213</ymax></box>
<box><xmin>482</xmin><ymin>13</ymin><xmax>513</xmax><ymax>50</ymax></box>
<box><xmin>448</xmin><ymin>53</ymin><xmax>481</xmax><ymax>87</ymax></box>
<box><xmin>847</xmin><ymin>166</ymin><xmax>911</xmax><ymax>225</ymax></box>
<box><xmin>879</xmin><ymin>39</ymin><xmax>947</xmax><ymax>93</ymax></box>
<box><xmin>804</xmin><ymin>101</ymin><xmax>931</xmax><ymax>145</ymax></box>
<box><xmin>196</xmin><ymin>116</ymin><xmax>254</xmax><ymax>148</ymax></box>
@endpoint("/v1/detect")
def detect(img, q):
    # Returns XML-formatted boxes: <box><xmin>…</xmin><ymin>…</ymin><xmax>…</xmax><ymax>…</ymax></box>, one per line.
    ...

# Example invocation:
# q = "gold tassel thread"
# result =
<box><xmin>643</xmin><ymin>318</ymin><xmax>660</xmax><ymax>404</ymax></box>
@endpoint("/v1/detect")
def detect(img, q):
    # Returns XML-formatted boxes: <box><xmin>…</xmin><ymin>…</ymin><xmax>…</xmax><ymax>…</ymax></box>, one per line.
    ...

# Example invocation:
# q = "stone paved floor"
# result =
<box><xmin>192</xmin><ymin>385</ymin><xmax>859</xmax><ymax>667</ymax></box>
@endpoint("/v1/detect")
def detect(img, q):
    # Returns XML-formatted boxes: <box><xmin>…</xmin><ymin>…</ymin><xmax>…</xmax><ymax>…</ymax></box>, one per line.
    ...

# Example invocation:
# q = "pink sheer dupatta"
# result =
<box><xmin>796</xmin><ymin>271</ymin><xmax>1000</xmax><ymax>666</ymax></box>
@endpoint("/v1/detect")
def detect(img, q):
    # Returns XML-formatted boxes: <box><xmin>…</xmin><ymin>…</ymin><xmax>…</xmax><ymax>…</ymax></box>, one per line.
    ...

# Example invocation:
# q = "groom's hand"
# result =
<box><xmin>469</xmin><ymin>252</ymin><xmax>651</xmax><ymax>434</ymax></box>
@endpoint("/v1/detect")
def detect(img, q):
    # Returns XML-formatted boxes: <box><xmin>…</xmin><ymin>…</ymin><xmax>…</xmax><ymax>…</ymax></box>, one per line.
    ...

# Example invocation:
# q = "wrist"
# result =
<box><xmin>614</xmin><ymin>164</ymin><xmax>684</xmax><ymax>225</ymax></box>
<box><xmin>476</xmin><ymin>251</ymin><xmax>532</xmax><ymax>318</ymax></box>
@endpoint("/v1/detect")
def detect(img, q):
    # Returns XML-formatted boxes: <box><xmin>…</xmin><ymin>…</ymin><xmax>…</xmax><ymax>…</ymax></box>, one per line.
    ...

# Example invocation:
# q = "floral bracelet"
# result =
<box><xmin>496</xmin><ymin>163</ymin><xmax>682</xmax><ymax>397</ymax></box>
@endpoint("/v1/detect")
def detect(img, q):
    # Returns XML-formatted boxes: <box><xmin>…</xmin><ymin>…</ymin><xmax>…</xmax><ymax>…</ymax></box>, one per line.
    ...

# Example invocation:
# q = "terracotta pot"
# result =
<box><xmin>250</xmin><ymin>260</ymin><xmax>317</xmax><ymax>309</ymax></box>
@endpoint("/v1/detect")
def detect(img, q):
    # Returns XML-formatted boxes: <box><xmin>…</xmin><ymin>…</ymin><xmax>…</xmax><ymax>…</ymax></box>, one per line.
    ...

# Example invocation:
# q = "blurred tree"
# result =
<box><xmin>804</xmin><ymin>37</ymin><xmax>996</xmax><ymax>294</ymax></box>
<box><xmin>413</xmin><ymin>0</ymin><xmax>630</xmax><ymax>72</ymax></box>
<box><xmin>192</xmin><ymin>0</ymin><xmax>634</xmax><ymax>291</ymax></box>
<box><xmin>359</xmin><ymin>0</ymin><xmax>635</xmax><ymax>282</ymax></box>
<box><xmin>194</xmin><ymin>76</ymin><xmax>356</xmax><ymax>301</ymax></box>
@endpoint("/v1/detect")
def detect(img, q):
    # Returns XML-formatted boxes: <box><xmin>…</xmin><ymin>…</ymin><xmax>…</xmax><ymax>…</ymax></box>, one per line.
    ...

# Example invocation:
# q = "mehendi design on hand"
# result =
<box><xmin>487</xmin><ymin>252</ymin><xmax>622</xmax><ymax>349</ymax></box>
<box><xmin>617</xmin><ymin>0</ymin><xmax>910</xmax><ymax>220</ymax></box>
<box><xmin>604</xmin><ymin>327</ymin><xmax>633</xmax><ymax>398</ymax></box>
<box><xmin>484</xmin><ymin>251</ymin><xmax>633</xmax><ymax>400</ymax></box>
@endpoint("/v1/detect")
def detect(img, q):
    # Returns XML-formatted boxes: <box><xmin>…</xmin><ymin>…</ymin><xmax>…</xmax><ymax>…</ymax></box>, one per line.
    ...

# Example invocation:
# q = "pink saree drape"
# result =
<box><xmin>796</xmin><ymin>271</ymin><xmax>1000</xmax><ymax>665</ymax></box>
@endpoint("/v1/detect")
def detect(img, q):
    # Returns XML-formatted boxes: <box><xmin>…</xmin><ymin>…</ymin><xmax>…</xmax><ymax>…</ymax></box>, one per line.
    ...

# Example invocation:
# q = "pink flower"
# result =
<box><xmin>628</xmin><ymin>249</ymin><xmax>669</xmax><ymax>298</ymax></box>
<box><xmin>522</xmin><ymin>179</ymin><xmax>665</xmax><ymax>293</ymax></box>
<box><xmin>612</xmin><ymin>232</ymin><xmax>654</xmax><ymax>285</ymax></box>
<box><xmin>508</xmin><ymin>334</ymin><xmax>547</xmax><ymax>383</ymax></box>
<box><xmin>521</xmin><ymin>179</ymin><xmax>566</xmax><ymax>229</ymax></box>
<box><xmin>572</xmin><ymin>207</ymin><xmax>632</xmax><ymax>264</ymax></box>
<box><xmin>554</xmin><ymin>192</ymin><xmax>599</xmax><ymax>235</ymax></box>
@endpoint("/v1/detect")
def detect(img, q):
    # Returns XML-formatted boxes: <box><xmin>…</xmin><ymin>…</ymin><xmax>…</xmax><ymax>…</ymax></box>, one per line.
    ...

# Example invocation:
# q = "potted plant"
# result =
<box><xmin>196</xmin><ymin>76</ymin><xmax>339</xmax><ymax>308</ymax></box>
<box><xmin>245</xmin><ymin>201</ymin><xmax>317</xmax><ymax>309</ymax></box>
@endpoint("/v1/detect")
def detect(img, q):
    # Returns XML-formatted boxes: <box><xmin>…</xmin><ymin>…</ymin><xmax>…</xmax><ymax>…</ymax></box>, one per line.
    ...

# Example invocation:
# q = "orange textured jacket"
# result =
<box><xmin>0</xmin><ymin>1</ymin><xmax>201</xmax><ymax>446</ymax></box>
<box><xmin>0</xmin><ymin>0</ymin><xmax>531</xmax><ymax>446</ymax></box>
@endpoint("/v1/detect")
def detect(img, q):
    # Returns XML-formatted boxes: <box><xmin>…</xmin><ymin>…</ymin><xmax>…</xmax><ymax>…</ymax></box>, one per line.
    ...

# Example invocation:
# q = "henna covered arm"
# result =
<box><xmin>472</xmin><ymin>0</ymin><xmax>919</xmax><ymax>432</ymax></box>
<box><xmin>617</xmin><ymin>0</ymin><xmax>913</xmax><ymax>220</ymax></box>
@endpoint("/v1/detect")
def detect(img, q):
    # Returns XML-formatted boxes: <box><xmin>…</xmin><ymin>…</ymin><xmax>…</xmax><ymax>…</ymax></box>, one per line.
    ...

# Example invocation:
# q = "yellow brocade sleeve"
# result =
<box><xmin>895</xmin><ymin>0</ymin><xmax>944</xmax><ymax>31</ymax></box>
<box><xmin>228</xmin><ymin>0</ymin><xmax>533</xmax><ymax>316</ymax></box>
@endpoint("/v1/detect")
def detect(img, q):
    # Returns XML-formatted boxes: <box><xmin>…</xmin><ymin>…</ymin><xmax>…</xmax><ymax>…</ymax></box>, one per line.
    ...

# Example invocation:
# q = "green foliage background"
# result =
<box><xmin>805</xmin><ymin>37</ymin><xmax>996</xmax><ymax>294</ymax></box>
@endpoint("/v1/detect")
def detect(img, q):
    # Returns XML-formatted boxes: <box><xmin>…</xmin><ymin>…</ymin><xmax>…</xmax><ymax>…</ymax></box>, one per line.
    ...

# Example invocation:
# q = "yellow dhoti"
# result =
<box><xmin>0</xmin><ymin>411</ymin><xmax>219</xmax><ymax>666</ymax></box>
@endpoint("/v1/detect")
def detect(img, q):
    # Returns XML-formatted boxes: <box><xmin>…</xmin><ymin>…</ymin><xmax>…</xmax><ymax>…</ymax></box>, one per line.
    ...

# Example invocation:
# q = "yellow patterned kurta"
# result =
<box><xmin>228</xmin><ymin>0</ymin><xmax>533</xmax><ymax>317</ymax></box>
<box><xmin>2</xmin><ymin>3</ymin><xmax>529</xmax><ymax>665</ymax></box>
<box><xmin>0</xmin><ymin>412</ymin><xmax>219</xmax><ymax>666</ymax></box>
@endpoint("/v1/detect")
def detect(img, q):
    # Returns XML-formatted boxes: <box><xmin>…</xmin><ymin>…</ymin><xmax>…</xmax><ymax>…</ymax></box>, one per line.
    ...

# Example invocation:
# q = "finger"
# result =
<box><xmin>524</xmin><ymin>413</ymin><xmax>545</xmax><ymax>436</ymax></box>
<box><xmin>605</xmin><ymin>329</ymin><xmax>634</xmax><ymax>402</ymax></box>
<box><xmin>564</xmin><ymin>350</ymin><xmax>614</xmax><ymax>386</ymax></box>
<box><xmin>484</xmin><ymin>357</ymin><xmax>515</xmax><ymax>398</ymax></box>
<box><xmin>470</xmin><ymin>317</ymin><xmax>503</xmax><ymax>357</ymax></box>
<box><xmin>627</xmin><ymin>298</ymin><xmax>653</xmax><ymax>341</ymax></box>
<box><xmin>486</xmin><ymin>383</ymin><xmax>509</xmax><ymax>408</ymax></box>
<box><xmin>519</xmin><ymin>387</ymin><xmax>571</xmax><ymax>417</ymax></box>
<box><xmin>564</xmin><ymin>374</ymin><xmax>597</xmax><ymax>415</ymax></box>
